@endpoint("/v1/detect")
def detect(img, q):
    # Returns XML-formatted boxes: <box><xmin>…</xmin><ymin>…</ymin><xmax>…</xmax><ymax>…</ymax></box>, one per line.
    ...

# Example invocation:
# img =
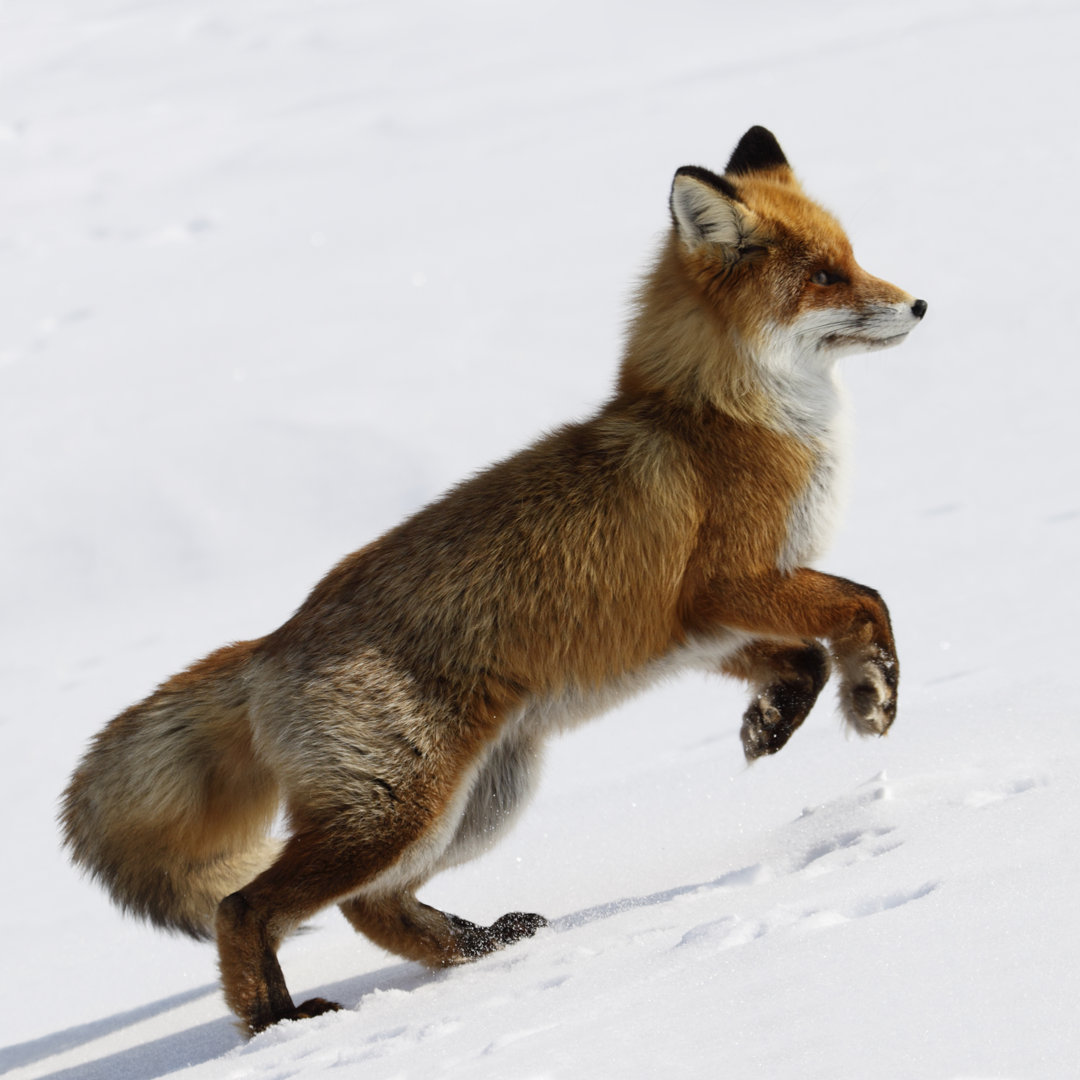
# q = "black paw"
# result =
<box><xmin>247</xmin><ymin>996</ymin><xmax>342</xmax><ymax>1035</ymax></box>
<box><xmin>448</xmin><ymin>911</ymin><xmax>547</xmax><ymax>959</ymax></box>
<box><xmin>490</xmin><ymin>911</ymin><xmax>548</xmax><ymax>945</ymax></box>
<box><xmin>740</xmin><ymin>644</ymin><xmax>830</xmax><ymax>762</ymax></box>
<box><xmin>290</xmin><ymin>997</ymin><xmax>343</xmax><ymax>1022</ymax></box>
<box><xmin>741</xmin><ymin>691</ymin><xmax>801</xmax><ymax>761</ymax></box>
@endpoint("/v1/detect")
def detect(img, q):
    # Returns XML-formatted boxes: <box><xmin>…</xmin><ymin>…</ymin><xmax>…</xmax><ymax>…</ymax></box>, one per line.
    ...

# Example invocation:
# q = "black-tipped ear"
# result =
<box><xmin>672</xmin><ymin>165</ymin><xmax>739</xmax><ymax>202</ymax></box>
<box><xmin>670</xmin><ymin>168</ymin><xmax>761</xmax><ymax>255</ymax></box>
<box><xmin>725</xmin><ymin>126</ymin><xmax>789</xmax><ymax>176</ymax></box>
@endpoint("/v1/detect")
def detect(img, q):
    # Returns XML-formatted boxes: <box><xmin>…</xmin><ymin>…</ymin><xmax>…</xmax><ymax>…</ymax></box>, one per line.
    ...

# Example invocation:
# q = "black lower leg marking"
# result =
<box><xmin>741</xmin><ymin>642</ymin><xmax>830</xmax><ymax>761</ymax></box>
<box><xmin>448</xmin><ymin>911</ymin><xmax>547</xmax><ymax>959</ymax></box>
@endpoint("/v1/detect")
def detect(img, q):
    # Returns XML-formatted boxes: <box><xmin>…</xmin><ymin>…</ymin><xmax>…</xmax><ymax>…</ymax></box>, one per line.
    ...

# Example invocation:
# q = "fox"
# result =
<box><xmin>61</xmin><ymin>126</ymin><xmax>926</xmax><ymax>1035</ymax></box>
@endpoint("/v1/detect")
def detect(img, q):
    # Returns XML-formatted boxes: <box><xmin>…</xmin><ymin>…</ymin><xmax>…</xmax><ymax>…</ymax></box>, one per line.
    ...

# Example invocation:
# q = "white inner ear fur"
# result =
<box><xmin>671</xmin><ymin>176</ymin><xmax>758</xmax><ymax>253</ymax></box>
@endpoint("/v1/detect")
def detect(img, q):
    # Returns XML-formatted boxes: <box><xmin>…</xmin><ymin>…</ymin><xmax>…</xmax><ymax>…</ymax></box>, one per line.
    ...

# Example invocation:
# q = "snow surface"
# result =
<box><xmin>3</xmin><ymin>0</ymin><xmax>1079</xmax><ymax>1077</ymax></box>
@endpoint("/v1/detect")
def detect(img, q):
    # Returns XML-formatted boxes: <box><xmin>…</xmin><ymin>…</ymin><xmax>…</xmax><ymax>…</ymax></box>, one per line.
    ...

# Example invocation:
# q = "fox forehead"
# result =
<box><xmin>739</xmin><ymin>176</ymin><xmax>854</xmax><ymax>265</ymax></box>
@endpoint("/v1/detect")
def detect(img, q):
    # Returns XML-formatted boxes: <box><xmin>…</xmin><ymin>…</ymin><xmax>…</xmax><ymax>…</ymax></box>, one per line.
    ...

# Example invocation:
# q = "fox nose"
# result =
<box><xmin>912</xmin><ymin>299</ymin><xmax>928</xmax><ymax>319</ymax></box>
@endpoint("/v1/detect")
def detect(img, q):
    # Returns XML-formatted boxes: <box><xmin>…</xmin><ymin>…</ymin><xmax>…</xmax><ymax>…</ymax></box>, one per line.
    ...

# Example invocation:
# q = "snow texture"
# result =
<box><xmin>2</xmin><ymin>0</ymin><xmax>1078</xmax><ymax>1077</ymax></box>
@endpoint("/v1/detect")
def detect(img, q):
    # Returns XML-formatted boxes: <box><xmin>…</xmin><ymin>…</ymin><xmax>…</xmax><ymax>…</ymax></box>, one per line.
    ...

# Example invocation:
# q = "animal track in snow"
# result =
<box><xmin>794</xmin><ymin>826</ymin><xmax>901</xmax><ymax>878</ymax></box>
<box><xmin>557</xmin><ymin>773</ymin><xmax>921</xmax><ymax>967</ymax></box>
<box><xmin>962</xmin><ymin>774</ymin><xmax>1048</xmax><ymax>809</ymax></box>
<box><xmin>786</xmin><ymin>879</ymin><xmax>940</xmax><ymax>935</ymax></box>
<box><xmin>481</xmin><ymin>1023</ymin><xmax>559</xmax><ymax>1055</ymax></box>
<box><xmin>676</xmin><ymin>880</ymin><xmax>939</xmax><ymax>954</ymax></box>
<box><xmin>677</xmin><ymin>914</ymin><xmax>768</xmax><ymax>951</ymax></box>
<box><xmin>844</xmin><ymin>880</ymin><xmax>939</xmax><ymax>919</ymax></box>
<box><xmin>670</xmin><ymin>772</ymin><xmax>929</xmax><ymax>951</ymax></box>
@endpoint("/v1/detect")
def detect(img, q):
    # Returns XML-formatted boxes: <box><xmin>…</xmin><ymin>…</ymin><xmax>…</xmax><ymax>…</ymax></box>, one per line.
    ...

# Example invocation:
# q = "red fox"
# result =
<box><xmin>61</xmin><ymin>127</ymin><xmax>926</xmax><ymax>1035</ymax></box>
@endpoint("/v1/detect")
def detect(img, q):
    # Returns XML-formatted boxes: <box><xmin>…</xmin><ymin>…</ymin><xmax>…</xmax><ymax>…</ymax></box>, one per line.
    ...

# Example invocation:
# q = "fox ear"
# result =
<box><xmin>670</xmin><ymin>167</ymin><xmax>761</xmax><ymax>255</ymax></box>
<box><xmin>725</xmin><ymin>126</ymin><xmax>795</xmax><ymax>181</ymax></box>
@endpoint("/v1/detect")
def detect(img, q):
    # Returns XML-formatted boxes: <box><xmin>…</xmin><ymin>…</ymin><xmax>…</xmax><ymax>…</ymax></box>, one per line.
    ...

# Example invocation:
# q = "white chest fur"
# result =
<box><xmin>754</xmin><ymin>328</ymin><xmax>852</xmax><ymax>573</ymax></box>
<box><xmin>777</xmin><ymin>411</ymin><xmax>850</xmax><ymax>571</ymax></box>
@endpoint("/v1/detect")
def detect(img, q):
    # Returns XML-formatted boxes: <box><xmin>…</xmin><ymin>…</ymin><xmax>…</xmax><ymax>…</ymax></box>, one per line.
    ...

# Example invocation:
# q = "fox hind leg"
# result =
<box><xmin>724</xmin><ymin>639</ymin><xmax>831</xmax><ymax>761</ymax></box>
<box><xmin>339</xmin><ymin>890</ymin><xmax>546</xmax><ymax>967</ymax></box>
<box><xmin>217</xmin><ymin>883</ymin><xmax>342</xmax><ymax>1033</ymax></box>
<box><xmin>214</xmin><ymin>784</ymin><xmax>546</xmax><ymax>1032</ymax></box>
<box><xmin>216</xmin><ymin>814</ymin><xmax>428</xmax><ymax>1034</ymax></box>
<box><xmin>334</xmin><ymin>725</ymin><xmax>548</xmax><ymax>967</ymax></box>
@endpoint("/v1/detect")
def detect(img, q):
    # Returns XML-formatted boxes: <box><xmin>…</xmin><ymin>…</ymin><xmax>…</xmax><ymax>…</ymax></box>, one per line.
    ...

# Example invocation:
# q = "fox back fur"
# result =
<box><xmin>61</xmin><ymin>126</ymin><xmax>926</xmax><ymax>1034</ymax></box>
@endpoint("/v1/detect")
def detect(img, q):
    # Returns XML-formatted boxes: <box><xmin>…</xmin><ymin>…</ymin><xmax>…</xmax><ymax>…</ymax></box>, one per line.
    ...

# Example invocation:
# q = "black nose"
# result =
<box><xmin>912</xmin><ymin>299</ymin><xmax>928</xmax><ymax>319</ymax></box>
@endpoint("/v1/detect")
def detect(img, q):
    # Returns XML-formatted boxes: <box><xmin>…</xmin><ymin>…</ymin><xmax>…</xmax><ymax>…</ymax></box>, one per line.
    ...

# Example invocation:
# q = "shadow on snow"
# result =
<box><xmin>6</xmin><ymin>868</ymin><xmax>762</xmax><ymax>1078</ymax></box>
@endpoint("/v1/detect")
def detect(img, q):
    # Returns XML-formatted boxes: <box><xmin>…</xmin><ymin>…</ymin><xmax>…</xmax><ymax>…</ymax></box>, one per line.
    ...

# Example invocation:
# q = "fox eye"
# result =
<box><xmin>811</xmin><ymin>269</ymin><xmax>843</xmax><ymax>286</ymax></box>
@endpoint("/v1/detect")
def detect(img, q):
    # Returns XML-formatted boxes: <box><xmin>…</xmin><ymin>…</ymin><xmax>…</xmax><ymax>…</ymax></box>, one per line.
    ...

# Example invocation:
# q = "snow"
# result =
<box><xmin>2</xmin><ymin>0</ymin><xmax>1078</xmax><ymax>1076</ymax></box>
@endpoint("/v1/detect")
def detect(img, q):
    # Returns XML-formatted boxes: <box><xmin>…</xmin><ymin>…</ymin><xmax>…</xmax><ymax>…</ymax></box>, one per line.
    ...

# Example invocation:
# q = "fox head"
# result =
<box><xmin>665</xmin><ymin>126</ymin><xmax>926</xmax><ymax>367</ymax></box>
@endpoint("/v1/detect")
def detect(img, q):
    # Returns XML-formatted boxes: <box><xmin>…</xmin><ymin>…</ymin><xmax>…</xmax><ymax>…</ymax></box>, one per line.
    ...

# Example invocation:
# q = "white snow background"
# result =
<box><xmin>3</xmin><ymin>1</ymin><xmax>1078</xmax><ymax>1077</ymax></box>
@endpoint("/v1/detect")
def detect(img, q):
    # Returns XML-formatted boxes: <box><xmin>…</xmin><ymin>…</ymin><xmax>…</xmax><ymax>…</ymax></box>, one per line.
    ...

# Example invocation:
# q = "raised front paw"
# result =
<box><xmin>741</xmin><ymin>689</ymin><xmax>802</xmax><ymax>760</ymax></box>
<box><xmin>739</xmin><ymin>641</ymin><xmax>830</xmax><ymax>762</ymax></box>
<box><xmin>838</xmin><ymin>645</ymin><xmax>898</xmax><ymax>737</ymax></box>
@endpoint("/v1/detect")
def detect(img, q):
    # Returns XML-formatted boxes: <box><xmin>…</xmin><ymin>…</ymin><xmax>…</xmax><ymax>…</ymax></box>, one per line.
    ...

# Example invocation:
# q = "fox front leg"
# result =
<box><xmin>722</xmin><ymin>639</ymin><xmax>832</xmax><ymax>760</ymax></box>
<box><xmin>696</xmin><ymin>569</ymin><xmax>899</xmax><ymax>751</ymax></box>
<box><xmin>832</xmin><ymin>623</ymin><xmax>898</xmax><ymax>738</ymax></box>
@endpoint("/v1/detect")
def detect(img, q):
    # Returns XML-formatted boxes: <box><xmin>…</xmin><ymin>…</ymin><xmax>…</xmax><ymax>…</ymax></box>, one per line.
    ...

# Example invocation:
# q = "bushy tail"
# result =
<box><xmin>60</xmin><ymin>640</ymin><xmax>282</xmax><ymax>940</ymax></box>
